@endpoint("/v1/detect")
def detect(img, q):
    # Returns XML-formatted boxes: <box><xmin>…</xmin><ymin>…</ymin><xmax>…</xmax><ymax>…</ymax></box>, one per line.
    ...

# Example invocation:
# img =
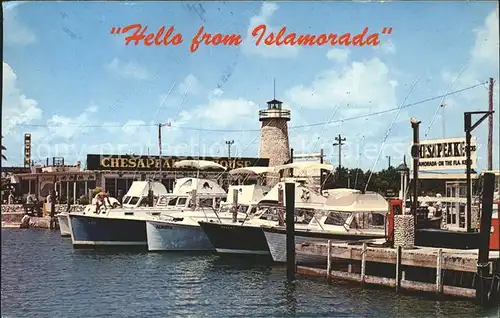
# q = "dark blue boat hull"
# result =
<box><xmin>69</xmin><ymin>214</ymin><xmax>147</xmax><ymax>249</ymax></box>
<box><xmin>198</xmin><ymin>221</ymin><xmax>270</xmax><ymax>256</ymax></box>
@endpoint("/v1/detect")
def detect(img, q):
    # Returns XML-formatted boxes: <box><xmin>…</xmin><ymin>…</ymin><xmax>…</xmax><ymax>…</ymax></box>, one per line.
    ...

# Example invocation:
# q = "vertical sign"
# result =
<box><xmin>24</xmin><ymin>133</ymin><xmax>31</xmax><ymax>168</ymax></box>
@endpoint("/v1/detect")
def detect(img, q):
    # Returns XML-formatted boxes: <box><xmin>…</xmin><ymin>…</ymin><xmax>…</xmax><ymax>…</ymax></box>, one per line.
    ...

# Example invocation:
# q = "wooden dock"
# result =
<box><xmin>296</xmin><ymin>240</ymin><xmax>500</xmax><ymax>301</ymax></box>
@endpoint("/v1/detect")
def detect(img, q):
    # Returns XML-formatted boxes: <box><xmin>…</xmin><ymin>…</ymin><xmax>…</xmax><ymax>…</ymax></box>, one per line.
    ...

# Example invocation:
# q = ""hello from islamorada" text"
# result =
<box><xmin>109</xmin><ymin>24</ymin><xmax>393</xmax><ymax>53</ymax></box>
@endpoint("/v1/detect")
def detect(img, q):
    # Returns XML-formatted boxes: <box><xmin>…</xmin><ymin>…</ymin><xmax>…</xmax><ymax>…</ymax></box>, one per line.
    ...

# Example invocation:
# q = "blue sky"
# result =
<box><xmin>2</xmin><ymin>1</ymin><xmax>499</xmax><ymax>172</ymax></box>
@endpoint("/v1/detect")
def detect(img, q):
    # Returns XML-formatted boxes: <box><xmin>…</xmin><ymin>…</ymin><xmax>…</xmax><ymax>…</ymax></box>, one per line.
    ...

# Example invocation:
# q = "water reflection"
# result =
<box><xmin>283</xmin><ymin>280</ymin><xmax>297</xmax><ymax>316</ymax></box>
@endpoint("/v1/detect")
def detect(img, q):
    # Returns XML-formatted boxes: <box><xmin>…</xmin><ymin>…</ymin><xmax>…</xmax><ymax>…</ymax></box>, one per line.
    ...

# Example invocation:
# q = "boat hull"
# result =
<box><xmin>262</xmin><ymin>227</ymin><xmax>385</xmax><ymax>265</ymax></box>
<box><xmin>199</xmin><ymin>221</ymin><xmax>270</xmax><ymax>255</ymax></box>
<box><xmin>69</xmin><ymin>214</ymin><xmax>147</xmax><ymax>248</ymax></box>
<box><xmin>146</xmin><ymin>221</ymin><xmax>214</xmax><ymax>251</ymax></box>
<box><xmin>57</xmin><ymin>213</ymin><xmax>71</xmax><ymax>237</ymax></box>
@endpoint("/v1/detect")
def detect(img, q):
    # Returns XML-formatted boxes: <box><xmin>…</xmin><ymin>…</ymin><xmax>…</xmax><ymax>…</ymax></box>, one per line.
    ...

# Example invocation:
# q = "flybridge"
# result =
<box><xmin>419</xmin><ymin>140</ymin><xmax>477</xmax><ymax>159</ymax></box>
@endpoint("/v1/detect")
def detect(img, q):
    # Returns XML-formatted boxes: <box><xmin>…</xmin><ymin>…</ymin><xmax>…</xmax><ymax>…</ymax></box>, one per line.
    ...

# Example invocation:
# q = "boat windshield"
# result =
<box><xmin>256</xmin><ymin>206</ymin><xmax>314</xmax><ymax>222</ymax></box>
<box><xmin>177</xmin><ymin>197</ymin><xmax>188</xmax><ymax>206</ymax></box>
<box><xmin>219</xmin><ymin>204</ymin><xmax>249</xmax><ymax>213</ymax></box>
<box><xmin>137</xmin><ymin>197</ymin><xmax>150</xmax><ymax>207</ymax></box>
<box><xmin>156</xmin><ymin>196</ymin><xmax>178</xmax><ymax>206</ymax></box>
<box><xmin>324</xmin><ymin>211</ymin><xmax>351</xmax><ymax>226</ymax></box>
<box><xmin>238</xmin><ymin>205</ymin><xmax>249</xmax><ymax>213</ymax></box>
<box><xmin>257</xmin><ymin>206</ymin><xmax>281</xmax><ymax>221</ymax></box>
<box><xmin>199</xmin><ymin>198</ymin><xmax>214</xmax><ymax>208</ymax></box>
<box><xmin>123</xmin><ymin>196</ymin><xmax>131</xmax><ymax>204</ymax></box>
<box><xmin>128</xmin><ymin>196</ymin><xmax>140</xmax><ymax>205</ymax></box>
<box><xmin>350</xmin><ymin>212</ymin><xmax>386</xmax><ymax>229</ymax></box>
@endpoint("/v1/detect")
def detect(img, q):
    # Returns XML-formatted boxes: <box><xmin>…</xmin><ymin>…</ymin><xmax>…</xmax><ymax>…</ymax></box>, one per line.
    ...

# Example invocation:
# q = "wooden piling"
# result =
<box><xmin>285</xmin><ymin>182</ymin><xmax>296</xmax><ymax>280</ymax></box>
<box><xmin>361</xmin><ymin>243</ymin><xmax>367</xmax><ymax>284</ymax></box>
<box><xmin>277</xmin><ymin>185</ymin><xmax>284</xmax><ymax>226</ymax></box>
<box><xmin>232</xmin><ymin>188</ymin><xmax>238</xmax><ymax>223</ymax></box>
<box><xmin>436</xmin><ymin>248</ymin><xmax>443</xmax><ymax>294</ymax></box>
<box><xmin>327</xmin><ymin>240</ymin><xmax>332</xmax><ymax>278</ymax></box>
<box><xmin>476</xmin><ymin>172</ymin><xmax>495</xmax><ymax>305</ymax></box>
<box><xmin>50</xmin><ymin>176</ymin><xmax>56</xmax><ymax>230</ymax></box>
<box><xmin>396</xmin><ymin>245</ymin><xmax>402</xmax><ymax>292</ymax></box>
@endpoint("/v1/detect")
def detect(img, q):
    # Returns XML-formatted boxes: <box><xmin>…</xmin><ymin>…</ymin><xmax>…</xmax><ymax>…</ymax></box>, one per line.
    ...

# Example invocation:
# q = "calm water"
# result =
<box><xmin>1</xmin><ymin>229</ymin><xmax>498</xmax><ymax>317</ymax></box>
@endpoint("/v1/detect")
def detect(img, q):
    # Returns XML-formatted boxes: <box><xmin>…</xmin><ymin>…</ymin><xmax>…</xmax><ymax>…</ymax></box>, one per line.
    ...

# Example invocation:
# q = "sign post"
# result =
<box><xmin>464</xmin><ymin>111</ymin><xmax>494</xmax><ymax>232</ymax></box>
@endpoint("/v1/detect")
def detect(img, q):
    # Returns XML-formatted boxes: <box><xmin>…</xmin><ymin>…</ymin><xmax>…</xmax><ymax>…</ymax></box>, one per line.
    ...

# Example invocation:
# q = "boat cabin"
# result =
<box><xmin>251</xmin><ymin>181</ymin><xmax>327</xmax><ymax>223</ymax></box>
<box><xmin>310</xmin><ymin>191</ymin><xmax>389</xmax><ymax>232</ymax></box>
<box><xmin>219</xmin><ymin>184</ymin><xmax>271</xmax><ymax>215</ymax></box>
<box><xmin>121</xmin><ymin>181</ymin><xmax>168</xmax><ymax>208</ymax></box>
<box><xmin>154</xmin><ymin>177</ymin><xmax>227</xmax><ymax>211</ymax></box>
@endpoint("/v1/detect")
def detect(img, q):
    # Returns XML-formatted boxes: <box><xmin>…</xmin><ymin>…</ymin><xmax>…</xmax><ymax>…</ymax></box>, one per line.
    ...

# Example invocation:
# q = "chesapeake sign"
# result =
<box><xmin>412</xmin><ymin>137</ymin><xmax>477</xmax><ymax>171</ymax></box>
<box><xmin>86</xmin><ymin>154</ymin><xmax>269</xmax><ymax>171</ymax></box>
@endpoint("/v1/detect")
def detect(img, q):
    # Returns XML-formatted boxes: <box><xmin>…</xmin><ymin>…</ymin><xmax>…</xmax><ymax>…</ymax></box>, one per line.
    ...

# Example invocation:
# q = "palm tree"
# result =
<box><xmin>1</xmin><ymin>136</ymin><xmax>6</xmax><ymax>161</ymax></box>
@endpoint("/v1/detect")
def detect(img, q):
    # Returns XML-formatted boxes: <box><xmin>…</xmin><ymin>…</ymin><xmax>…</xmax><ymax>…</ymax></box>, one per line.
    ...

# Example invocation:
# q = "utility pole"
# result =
<box><xmin>487</xmin><ymin>78</ymin><xmax>494</xmax><ymax>171</ymax></box>
<box><xmin>225</xmin><ymin>140</ymin><xmax>234</xmax><ymax>159</ymax></box>
<box><xmin>333</xmin><ymin>134</ymin><xmax>346</xmax><ymax>186</ymax></box>
<box><xmin>333</xmin><ymin>134</ymin><xmax>346</xmax><ymax>169</ymax></box>
<box><xmin>386</xmin><ymin>155</ymin><xmax>391</xmax><ymax>169</ymax></box>
<box><xmin>224</xmin><ymin>140</ymin><xmax>234</xmax><ymax>188</ymax></box>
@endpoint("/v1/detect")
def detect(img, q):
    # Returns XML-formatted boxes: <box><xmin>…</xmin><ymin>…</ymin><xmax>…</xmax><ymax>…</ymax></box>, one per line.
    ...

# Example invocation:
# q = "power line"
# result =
<box><xmin>13</xmin><ymin>81</ymin><xmax>488</xmax><ymax>132</ymax></box>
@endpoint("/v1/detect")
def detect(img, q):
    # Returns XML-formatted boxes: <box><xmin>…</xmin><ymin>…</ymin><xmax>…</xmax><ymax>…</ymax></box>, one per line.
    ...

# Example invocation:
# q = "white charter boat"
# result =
<box><xmin>199</xmin><ymin>162</ymin><xmax>332</xmax><ymax>256</ymax></box>
<box><xmin>145</xmin><ymin>160</ymin><xmax>230</xmax><ymax>251</ymax></box>
<box><xmin>263</xmin><ymin>190</ymin><xmax>390</xmax><ymax>264</ymax></box>
<box><xmin>57</xmin><ymin>195</ymin><xmax>121</xmax><ymax>237</ymax></box>
<box><xmin>68</xmin><ymin>180</ymin><xmax>169</xmax><ymax>248</ymax></box>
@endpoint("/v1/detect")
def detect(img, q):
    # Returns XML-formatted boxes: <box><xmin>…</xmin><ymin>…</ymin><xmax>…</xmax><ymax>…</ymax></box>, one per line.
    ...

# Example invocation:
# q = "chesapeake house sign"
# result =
<box><xmin>86</xmin><ymin>154</ymin><xmax>269</xmax><ymax>171</ymax></box>
<box><xmin>414</xmin><ymin>137</ymin><xmax>477</xmax><ymax>171</ymax></box>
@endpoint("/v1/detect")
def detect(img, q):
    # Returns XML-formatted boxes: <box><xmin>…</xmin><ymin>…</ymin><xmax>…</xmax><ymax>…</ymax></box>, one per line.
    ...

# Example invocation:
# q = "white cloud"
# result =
<box><xmin>104</xmin><ymin>58</ymin><xmax>150</xmax><ymax>80</ymax></box>
<box><xmin>3</xmin><ymin>8</ymin><xmax>36</xmax><ymax>46</ymax></box>
<box><xmin>46</xmin><ymin>105</ymin><xmax>100</xmax><ymax>139</ymax></box>
<box><xmin>122</xmin><ymin>120</ymin><xmax>147</xmax><ymax>135</ymax></box>
<box><xmin>440</xmin><ymin>9</ymin><xmax>498</xmax><ymax>102</ymax></box>
<box><xmin>374</xmin><ymin>39</ymin><xmax>396</xmax><ymax>55</ymax></box>
<box><xmin>438</xmin><ymin>9</ymin><xmax>499</xmax><ymax>170</ymax></box>
<box><xmin>178</xmin><ymin>74</ymin><xmax>201</xmax><ymax>95</ymax></box>
<box><xmin>195</xmin><ymin>96</ymin><xmax>258</xmax><ymax>127</ymax></box>
<box><xmin>2</xmin><ymin>62</ymin><xmax>42</xmax><ymax>135</ymax></box>
<box><xmin>86</xmin><ymin>104</ymin><xmax>98</xmax><ymax>113</ymax></box>
<box><xmin>211</xmin><ymin>88</ymin><xmax>224</xmax><ymax>97</ymax></box>
<box><xmin>471</xmin><ymin>9</ymin><xmax>499</xmax><ymax>64</ymax></box>
<box><xmin>285</xmin><ymin>57</ymin><xmax>399</xmax><ymax>113</ymax></box>
<box><xmin>242</xmin><ymin>2</ymin><xmax>299</xmax><ymax>59</ymax></box>
<box><xmin>326</xmin><ymin>48</ymin><xmax>350</xmax><ymax>63</ymax></box>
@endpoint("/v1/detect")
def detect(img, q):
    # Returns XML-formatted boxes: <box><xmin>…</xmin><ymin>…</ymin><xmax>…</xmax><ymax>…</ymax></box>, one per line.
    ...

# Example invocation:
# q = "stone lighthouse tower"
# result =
<box><xmin>259</xmin><ymin>97</ymin><xmax>291</xmax><ymax>186</ymax></box>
